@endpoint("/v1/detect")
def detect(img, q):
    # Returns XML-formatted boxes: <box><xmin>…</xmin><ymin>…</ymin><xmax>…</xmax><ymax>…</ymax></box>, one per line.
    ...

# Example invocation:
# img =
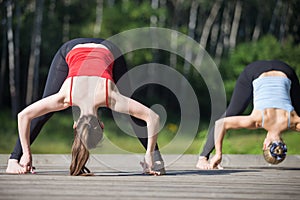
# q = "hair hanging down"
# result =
<box><xmin>70</xmin><ymin>115</ymin><xmax>104</xmax><ymax>176</ymax></box>
<box><xmin>263</xmin><ymin>141</ymin><xmax>287</xmax><ymax>165</ymax></box>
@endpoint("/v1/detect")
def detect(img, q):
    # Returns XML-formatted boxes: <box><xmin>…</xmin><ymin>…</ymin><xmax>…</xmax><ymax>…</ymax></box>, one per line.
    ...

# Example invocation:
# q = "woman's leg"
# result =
<box><xmin>290</xmin><ymin>74</ymin><xmax>300</xmax><ymax>115</ymax></box>
<box><xmin>9</xmin><ymin>47</ymin><xmax>69</xmax><ymax>161</ymax></box>
<box><xmin>198</xmin><ymin>64</ymin><xmax>254</xmax><ymax>163</ymax></box>
<box><xmin>109</xmin><ymin>86</ymin><xmax>164</xmax><ymax>174</ymax></box>
<box><xmin>112</xmin><ymin>54</ymin><xmax>160</xmax><ymax>153</ymax></box>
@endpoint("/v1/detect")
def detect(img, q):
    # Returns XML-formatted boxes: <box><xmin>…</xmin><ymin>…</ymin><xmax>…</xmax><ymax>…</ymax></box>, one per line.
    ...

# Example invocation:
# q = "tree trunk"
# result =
<box><xmin>180</xmin><ymin>0</ymin><xmax>199</xmax><ymax>110</ymax></box>
<box><xmin>199</xmin><ymin>0</ymin><xmax>222</xmax><ymax>50</ymax></box>
<box><xmin>209</xmin><ymin>23</ymin><xmax>220</xmax><ymax>55</ymax></box>
<box><xmin>229</xmin><ymin>0</ymin><xmax>242</xmax><ymax>52</ymax></box>
<box><xmin>252</xmin><ymin>13</ymin><xmax>262</xmax><ymax>42</ymax></box>
<box><xmin>6</xmin><ymin>0</ymin><xmax>17</xmax><ymax>116</ymax></box>
<box><xmin>14</xmin><ymin>0</ymin><xmax>21</xmax><ymax>111</ymax></box>
<box><xmin>158</xmin><ymin>0</ymin><xmax>166</xmax><ymax>27</ymax></box>
<box><xmin>62</xmin><ymin>0</ymin><xmax>70</xmax><ymax>43</ymax></box>
<box><xmin>279</xmin><ymin>2</ymin><xmax>291</xmax><ymax>44</ymax></box>
<box><xmin>183</xmin><ymin>0</ymin><xmax>199</xmax><ymax>76</ymax></box>
<box><xmin>26</xmin><ymin>0</ymin><xmax>44</xmax><ymax>105</ymax></box>
<box><xmin>169</xmin><ymin>0</ymin><xmax>183</xmax><ymax>70</ymax></box>
<box><xmin>283</xmin><ymin>2</ymin><xmax>293</xmax><ymax>43</ymax></box>
<box><xmin>48</xmin><ymin>0</ymin><xmax>56</xmax><ymax>18</ymax></box>
<box><xmin>215</xmin><ymin>1</ymin><xmax>231</xmax><ymax>65</ymax></box>
<box><xmin>93</xmin><ymin>0</ymin><xmax>103</xmax><ymax>37</ymax></box>
<box><xmin>0</xmin><ymin>9</ymin><xmax>7</xmax><ymax>107</ymax></box>
<box><xmin>269</xmin><ymin>0</ymin><xmax>282</xmax><ymax>35</ymax></box>
<box><xmin>150</xmin><ymin>0</ymin><xmax>159</xmax><ymax>26</ymax></box>
<box><xmin>147</xmin><ymin>0</ymin><xmax>159</xmax><ymax>99</ymax></box>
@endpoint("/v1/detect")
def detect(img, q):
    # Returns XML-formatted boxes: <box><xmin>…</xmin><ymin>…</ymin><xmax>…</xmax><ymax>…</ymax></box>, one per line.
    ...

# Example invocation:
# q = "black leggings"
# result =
<box><xmin>200</xmin><ymin>60</ymin><xmax>300</xmax><ymax>159</ymax></box>
<box><xmin>10</xmin><ymin>38</ymin><xmax>159</xmax><ymax>160</ymax></box>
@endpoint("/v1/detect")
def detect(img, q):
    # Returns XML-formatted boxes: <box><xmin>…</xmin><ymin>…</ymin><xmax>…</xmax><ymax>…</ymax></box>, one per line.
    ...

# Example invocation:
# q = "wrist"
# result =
<box><xmin>22</xmin><ymin>148</ymin><xmax>31</xmax><ymax>155</ymax></box>
<box><xmin>146</xmin><ymin>150</ymin><xmax>152</xmax><ymax>154</ymax></box>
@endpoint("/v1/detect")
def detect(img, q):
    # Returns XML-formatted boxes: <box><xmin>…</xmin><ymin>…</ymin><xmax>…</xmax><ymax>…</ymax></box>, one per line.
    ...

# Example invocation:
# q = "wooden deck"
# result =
<box><xmin>0</xmin><ymin>154</ymin><xmax>300</xmax><ymax>200</ymax></box>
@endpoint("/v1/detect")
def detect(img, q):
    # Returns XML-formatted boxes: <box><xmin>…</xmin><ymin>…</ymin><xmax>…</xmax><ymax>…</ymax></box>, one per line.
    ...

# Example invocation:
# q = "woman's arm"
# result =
<box><xmin>110</xmin><ymin>91</ymin><xmax>160</xmax><ymax>151</ymax></box>
<box><xmin>210</xmin><ymin>115</ymin><xmax>257</xmax><ymax>168</ymax></box>
<box><xmin>109</xmin><ymin>89</ymin><xmax>160</xmax><ymax>174</ymax></box>
<box><xmin>18</xmin><ymin>93</ymin><xmax>68</xmax><ymax>171</ymax></box>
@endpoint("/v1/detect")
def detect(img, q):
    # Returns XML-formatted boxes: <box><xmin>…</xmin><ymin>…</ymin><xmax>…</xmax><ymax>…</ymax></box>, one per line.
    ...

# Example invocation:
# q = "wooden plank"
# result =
<box><xmin>0</xmin><ymin>154</ymin><xmax>299</xmax><ymax>200</ymax></box>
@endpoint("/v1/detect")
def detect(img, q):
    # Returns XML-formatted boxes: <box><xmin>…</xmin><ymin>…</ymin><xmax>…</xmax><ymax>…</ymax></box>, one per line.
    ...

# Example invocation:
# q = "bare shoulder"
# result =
<box><xmin>57</xmin><ymin>78</ymin><xmax>71</xmax><ymax>106</ymax></box>
<box><xmin>250</xmin><ymin>110</ymin><xmax>264</xmax><ymax>128</ymax></box>
<box><xmin>250</xmin><ymin>110</ymin><xmax>262</xmax><ymax>120</ymax></box>
<box><xmin>107</xmin><ymin>80</ymin><xmax>120</xmax><ymax>106</ymax></box>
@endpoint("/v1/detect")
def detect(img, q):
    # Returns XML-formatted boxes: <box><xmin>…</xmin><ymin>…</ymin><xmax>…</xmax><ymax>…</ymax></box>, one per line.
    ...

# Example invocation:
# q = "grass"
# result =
<box><xmin>1</xmin><ymin>110</ymin><xmax>300</xmax><ymax>155</ymax></box>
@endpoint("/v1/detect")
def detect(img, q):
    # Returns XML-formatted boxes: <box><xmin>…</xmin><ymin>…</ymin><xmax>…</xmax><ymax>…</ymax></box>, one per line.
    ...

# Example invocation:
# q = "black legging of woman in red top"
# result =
<box><xmin>200</xmin><ymin>60</ymin><xmax>300</xmax><ymax>159</ymax></box>
<box><xmin>10</xmin><ymin>38</ymin><xmax>161</xmax><ymax>160</ymax></box>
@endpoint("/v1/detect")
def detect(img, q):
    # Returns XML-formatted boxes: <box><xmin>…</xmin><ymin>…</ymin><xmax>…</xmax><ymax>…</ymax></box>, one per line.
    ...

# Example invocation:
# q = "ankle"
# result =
<box><xmin>198</xmin><ymin>156</ymin><xmax>207</xmax><ymax>161</ymax></box>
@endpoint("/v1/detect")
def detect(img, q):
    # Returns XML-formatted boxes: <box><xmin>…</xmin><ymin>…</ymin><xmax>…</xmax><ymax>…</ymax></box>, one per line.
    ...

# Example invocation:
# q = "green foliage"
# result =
<box><xmin>0</xmin><ymin>109</ymin><xmax>18</xmax><ymax>154</ymax></box>
<box><xmin>221</xmin><ymin>35</ymin><xmax>300</xmax><ymax>101</ymax></box>
<box><xmin>101</xmin><ymin>1</ymin><xmax>159</xmax><ymax>36</ymax></box>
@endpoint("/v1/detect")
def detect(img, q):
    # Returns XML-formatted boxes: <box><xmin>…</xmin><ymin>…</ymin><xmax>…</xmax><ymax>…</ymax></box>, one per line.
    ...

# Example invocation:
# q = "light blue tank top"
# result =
<box><xmin>253</xmin><ymin>76</ymin><xmax>294</xmax><ymax>112</ymax></box>
<box><xmin>252</xmin><ymin>76</ymin><xmax>294</xmax><ymax>128</ymax></box>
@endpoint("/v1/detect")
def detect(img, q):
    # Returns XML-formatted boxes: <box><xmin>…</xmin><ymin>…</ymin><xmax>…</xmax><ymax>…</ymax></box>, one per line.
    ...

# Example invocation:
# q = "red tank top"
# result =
<box><xmin>66</xmin><ymin>47</ymin><xmax>114</xmax><ymax>82</ymax></box>
<box><xmin>66</xmin><ymin>47</ymin><xmax>114</xmax><ymax>107</ymax></box>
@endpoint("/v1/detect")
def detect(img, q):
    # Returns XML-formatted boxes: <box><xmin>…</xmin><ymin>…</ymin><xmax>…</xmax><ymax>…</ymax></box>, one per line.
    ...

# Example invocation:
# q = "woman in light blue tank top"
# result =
<box><xmin>208</xmin><ymin>70</ymin><xmax>300</xmax><ymax>169</ymax></box>
<box><xmin>197</xmin><ymin>60</ymin><xmax>300</xmax><ymax>169</ymax></box>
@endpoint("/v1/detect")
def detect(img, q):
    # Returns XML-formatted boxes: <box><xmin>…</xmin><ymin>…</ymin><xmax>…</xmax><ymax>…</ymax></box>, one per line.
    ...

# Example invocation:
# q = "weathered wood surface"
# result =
<box><xmin>0</xmin><ymin>154</ymin><xmax>299</xmax><ymax>200</ymax></box>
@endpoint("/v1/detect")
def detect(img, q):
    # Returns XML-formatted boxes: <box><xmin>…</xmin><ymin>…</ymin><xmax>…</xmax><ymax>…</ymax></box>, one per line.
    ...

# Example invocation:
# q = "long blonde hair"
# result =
<box><xmin>70</xmin><ymin>115</ymin><xmax>103</xmax><ymax>176</ymax></box>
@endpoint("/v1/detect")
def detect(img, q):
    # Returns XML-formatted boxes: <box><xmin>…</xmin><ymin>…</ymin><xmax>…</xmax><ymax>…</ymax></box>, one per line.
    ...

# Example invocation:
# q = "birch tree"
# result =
<box><xmin>158</xmin><ymin>0</ymin><xmax>166</xmax><ymax>27</ymax></box>
<box><xmin>183</xmin><ymin>0</ymin><xmax>199</xmax><ymax>77</ymax></box>
<box><xmin>279</xmin><ymin>2</ymin><xmax>292</xmax><ymax>44</ymax></box>
<box><xmin>93</xmin><ymin>0</ymin><xmax>103</xmax><ymax>37</ymax></box>
<box><xmin>229</xmin><ymin>0</ymin><xmax>242</xmax><ymax>51</ymax></box>
<box><xmin>26</xmin><ymin>0</ymin><xmax>44</xmax><ymax>104</ymax></box>
<box><xmin>252</xmin><ymin>13</ymin><xmax>262</xmax><ymax>42</ymax></box>
<box><xmin>62</xmin><ymin>0</ymin><xmax>70</xmax><ymax>42</ymax></box>
<box><xmin>199</xmin><ymin>0</ymin><xmax>222</xmax><ymax>50</ymax></box>
<box><xmin>169</xmin><ymin>0</ymin><xmax>183</xmax><ymax>70</ymax></box>
<box><xmin>6</xmin><ymin>0</ymin><xmax>17</xmax><ymax>116</ymax></box>
<box><xmin>147</xmin><ymin>0</ymin><xmax>159</xmax><ymax>98</ymax></box>
<box><xmin>14</xmin><ymin>0</ymin><xmax>21</xmax><ymax>110</ymax></box>
<box><xmin>269</xmin><ymin>0</ymin><xmax>282</xmax><ymax>35</ymax></box>
<box><xmin>214</xmin><ymin>1</ymin><xmax>230</xmax><ymax>65</ymax></box>
<box><xmin>0</xmin><ymin>9</ymin><xmax>7</xmax><ymax>107</ymax></box>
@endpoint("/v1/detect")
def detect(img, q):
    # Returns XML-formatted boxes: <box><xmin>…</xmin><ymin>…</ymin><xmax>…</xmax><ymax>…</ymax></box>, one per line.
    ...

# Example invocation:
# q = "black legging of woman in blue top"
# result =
<box><xmin>10</xmin><ymin>38</ymin><xmax>161</xmax><ymax>160</ymax></box>
<box><xmin>200</xmin><ymin>60</ymin><xmax>300</xmax><ymax>159</ymax></box>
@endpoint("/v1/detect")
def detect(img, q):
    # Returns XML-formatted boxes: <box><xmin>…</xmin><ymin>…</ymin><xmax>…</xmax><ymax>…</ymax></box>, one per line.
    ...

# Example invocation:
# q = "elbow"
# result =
<box><xmin>296</xmin><ymin>123</ymin><xmax>300</xmax><ymax>132</ymax></box>
<box><xmin>215</xmin><ymin>118</ymin><xmax>229</xmax><ymax>130</ymax></box>
<box><xmin>17</xmin><ymin>110</ymin><xmax>30</xmax><ymax>122</ymax></box>
<box><xmin>215</xmin><ymin>119</ymin><xmax>223</xmax><ymax>129</ymax></box>
<box><xmin>214</xmin><ymin>118</ymin><xmax>226</xmax><ymax>138</ymax></box>
<box><xmin>151</xmin><ymin>111</ymin><xmax>160</xmax><ymax>126</ymax></box>
<box><xmin>148</xmin><ymin>111</ymin><xmax>160</xmax><ymax>133</ymax></box>
<box><xmin>153</xmin><ymin>112</ymin><xmax>160</xmax><ymax>128</ymax></box>
<box><xmin>17</xmin><ymin>111</ymin><xmax>24</xmax><ymax>121</ymax></box>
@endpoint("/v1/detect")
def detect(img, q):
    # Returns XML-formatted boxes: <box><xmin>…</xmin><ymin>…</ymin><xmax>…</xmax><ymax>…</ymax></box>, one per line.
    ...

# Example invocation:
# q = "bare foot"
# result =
<box><xmin>196</xmin><ymin>156</ymin><xmax>224</xmax><ymax>170</ymax></box>
<box><xmin>196</xmin><ymin>156</ymin><xmax>211</xmax><ymax>170</ymax></box>
<box><xmin>6</xmin><ymin>159</ymin><xmax>27</xmax><ymax>174</ymax></box>
<box><xmin>140</xmin><ymin>161</ymin><xmax>161</xmax><ymax>176</ymax></box>
<box><xmin>216</xmin><ymin>164</ymin><xmax>223</xmax><ymax>169</ymax></box>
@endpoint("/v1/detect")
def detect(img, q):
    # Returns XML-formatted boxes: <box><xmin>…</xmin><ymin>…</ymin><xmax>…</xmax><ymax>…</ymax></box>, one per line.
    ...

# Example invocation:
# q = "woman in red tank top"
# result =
<box><xmin>6</xmin><ymin>40</ymin><xmax>165</xmax><ymax>176</ymax></box>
